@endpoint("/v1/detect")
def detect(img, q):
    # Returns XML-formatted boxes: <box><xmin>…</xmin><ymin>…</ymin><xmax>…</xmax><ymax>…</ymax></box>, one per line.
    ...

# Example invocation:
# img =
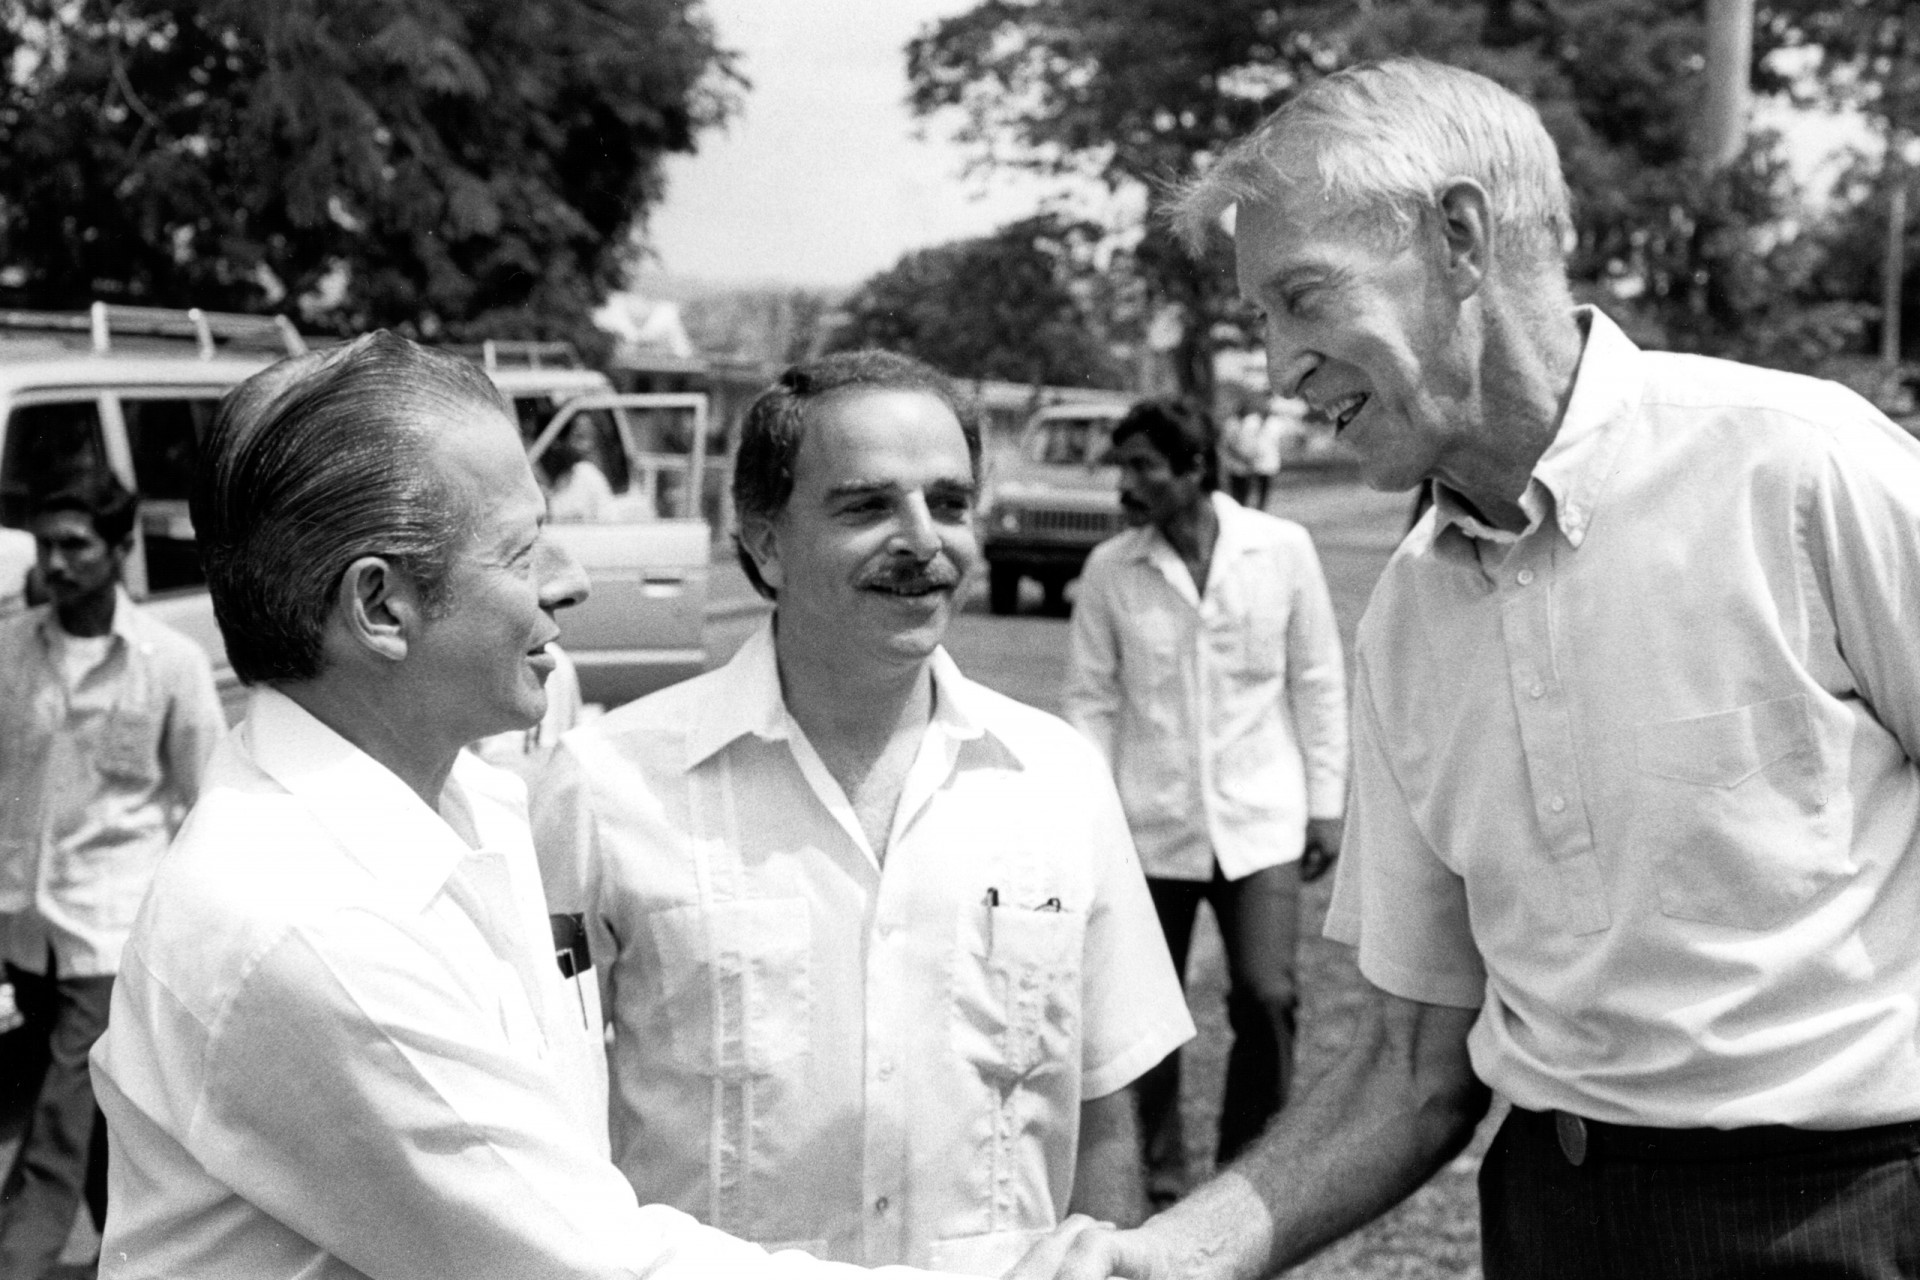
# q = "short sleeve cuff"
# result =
<box><xmin>1356</xmin><ymin>950</ymin><xmax>1485</xmax><ymax>1011</ymax></box>
<box><xmin>1081</xmin><ymin>1011</ymin><xmax>1197</xmax><ymax>1100</ymax></box>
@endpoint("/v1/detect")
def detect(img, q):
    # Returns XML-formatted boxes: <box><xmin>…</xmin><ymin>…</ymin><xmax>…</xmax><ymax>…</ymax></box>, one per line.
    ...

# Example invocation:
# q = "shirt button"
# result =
<box><xmin>1516</xmin><ymin>569</ymin><xmax>1535</xmax><ymax>586</ymax></box>
<box><xmin>1529</xmin><ymin>682</ymin><xmax>1545</xmax><ymax>699</ymax></box>
<box><xmin>874</xmin><ymin>1195</ymin><xmax>890</xmax><ymax>1213</ymax></box>
<box><xmin>1549</xmin><ymin>795</ymin><xmax>1567</xmax><ymax>814</ymax></box>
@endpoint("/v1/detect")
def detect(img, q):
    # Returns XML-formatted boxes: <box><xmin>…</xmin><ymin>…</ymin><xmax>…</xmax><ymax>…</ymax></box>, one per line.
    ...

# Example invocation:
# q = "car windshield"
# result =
<box><xmin>1024</xmin><ymin>417</ymin><xmax>1113</xmax><ymax>466</ymax></box>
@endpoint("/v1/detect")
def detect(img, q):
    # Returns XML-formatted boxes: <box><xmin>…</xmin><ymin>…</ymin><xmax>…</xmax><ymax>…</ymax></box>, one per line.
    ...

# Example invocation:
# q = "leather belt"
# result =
<box><xmin>1514</xmin><ymin>1107</ymin><xmax>1920</xmax><ymax>1168</ymax></box>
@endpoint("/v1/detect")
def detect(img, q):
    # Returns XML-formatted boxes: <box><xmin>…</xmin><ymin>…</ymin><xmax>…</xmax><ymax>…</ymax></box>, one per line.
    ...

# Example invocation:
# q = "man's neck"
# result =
<box><xmin>55</xmin><ymin>586</ymin><xmax>117</xmax><ymax>639</ymax></box>
<box><xmin>1433</xmin><ymin>288</ymin><xmax>1585</xmax><ymax>534</ymax></box>
<box><xmin>277</xmin><ymin>678</ymin><xmax>462</xmax><ymax>814</ymax></box>
<box><xmin>775</xmin><ymin>624</ymin><xmax>934</xmax><ymax>766</ymax></box>
<box><xmin>774</xmin><ymin>620</ymin><xmax>936</xmax><ymax>858</ymax></box>
<box><xmin>1156</xmin><ymin>493</ymin><xmax>1219</xmax><ymax>595</ymax></box>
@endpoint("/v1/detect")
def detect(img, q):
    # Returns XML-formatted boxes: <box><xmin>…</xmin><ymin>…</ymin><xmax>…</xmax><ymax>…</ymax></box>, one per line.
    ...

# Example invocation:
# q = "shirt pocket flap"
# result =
<box><xmin>1634</xmin><ymin>694</ymin><xmax>1816</xmax><ymax>790</ymax></box>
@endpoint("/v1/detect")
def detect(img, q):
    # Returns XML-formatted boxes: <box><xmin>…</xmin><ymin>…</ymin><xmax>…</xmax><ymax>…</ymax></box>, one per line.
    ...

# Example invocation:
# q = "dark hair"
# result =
<box><xmin>1110</xmin><ymin>397</ymin><xmax>1219</xmax><ymax>490</ymax></box>
<box><xmin>732</xmin><ymin>349</ymin><xmax>982</xmax><ymax>599</ymax></box>
<box><xmin>30</xmin><ymin>473</ymin><xmax>138</xmax><ymax>547</ymax></box>
<box><xmin>192</xmin><ymin>331</ymin><xmax>508</xmax><ymax>685</ymax></box>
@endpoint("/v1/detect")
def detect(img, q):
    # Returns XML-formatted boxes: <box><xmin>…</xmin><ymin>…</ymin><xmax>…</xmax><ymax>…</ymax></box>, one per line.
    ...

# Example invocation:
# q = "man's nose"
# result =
<box><xmin>1265</xmin><ymin>326</ymin><xmax>1320</xmax><ymax>400</ymax></box>
<box><xmin>891</xmin><ymin>494</ymin><xmax>942</xmax><ymax>557</ymax></box>
<box><xmin>536</xmin><ymin>537</ymin><xmax>591</xmax><ymax>611</ymax></box>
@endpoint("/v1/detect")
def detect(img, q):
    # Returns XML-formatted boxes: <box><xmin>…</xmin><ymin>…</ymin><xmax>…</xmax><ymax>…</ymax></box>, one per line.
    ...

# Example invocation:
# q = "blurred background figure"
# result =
<box><xmin>542</xmin><ymin>418</ymin><xmax>617</xmax><ymax>523</ymax></box>
<box><xmin>1064</xmin><ymin>398</ymin><xmax>1347</xmax><ymax>1212</ymax></box>
<box><xmin>0</xmin><ymin>527</ymin><xmax>33</xmax><ymax>619</ymax></box>
<box><xmin>0</xmin><ymin>476</ymin><xmax>222</xmax><ymax>1280</ymax></box>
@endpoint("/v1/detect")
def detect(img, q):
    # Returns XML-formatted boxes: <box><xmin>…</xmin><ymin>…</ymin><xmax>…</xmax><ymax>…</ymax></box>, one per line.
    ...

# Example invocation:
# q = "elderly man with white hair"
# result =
<box><xmin>1019</xmin><ymin>56</ymin><xmax>1920</xmax><ymax>1280</ymax></box>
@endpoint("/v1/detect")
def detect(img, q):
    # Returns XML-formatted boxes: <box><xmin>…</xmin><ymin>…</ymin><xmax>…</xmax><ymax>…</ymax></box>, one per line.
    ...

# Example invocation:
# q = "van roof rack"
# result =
<box><xmin>453</xmin><ymin>340</ymin><xmax>584</xmax><ymax>371</ymax></box>
<box><xmin>0</xmin><ymin>303</ymin><xmax>308</xmax><ymax>358</ymax></box>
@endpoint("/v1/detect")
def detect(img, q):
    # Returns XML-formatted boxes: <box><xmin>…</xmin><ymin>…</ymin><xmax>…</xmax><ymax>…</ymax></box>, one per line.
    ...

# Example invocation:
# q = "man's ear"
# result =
<box><xmin>333</xmin><ymin>555</ymin><xmax>417</xmax><ymax>664</ymax></box>
<box><xmin>1434</xmin><ymin>177</ymin><xmax>1491</xmax><ymax>300</ymax></box>
<box><xmin>737</xmin><ymin>513</ymin><xmax>784</xmax><ymax>595</ymax></box>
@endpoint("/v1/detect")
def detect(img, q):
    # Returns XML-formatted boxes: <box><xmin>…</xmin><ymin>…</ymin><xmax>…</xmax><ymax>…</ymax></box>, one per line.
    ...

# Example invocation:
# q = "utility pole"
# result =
<box><xmin>1878</xmin><ymin>14</ymin><xmax>1910</xmax><ymax>369</ymax></box>
<box><xmin>1700</xmin><ymin>0</ymin><xmax>1755</xmax><ymax>172</ymax></box>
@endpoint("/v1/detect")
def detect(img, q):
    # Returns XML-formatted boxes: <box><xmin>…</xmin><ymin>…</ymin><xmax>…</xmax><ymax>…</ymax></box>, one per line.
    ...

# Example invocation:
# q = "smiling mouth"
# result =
<box><xmin>1320</xmin><ymin>393</ymin><xmax>1369</xmax><ymax>434</ymax></box>
<box><xmin>868</xmin><ymin>579</ymin><xmax>953</xmax><ymax>599</ymax></box>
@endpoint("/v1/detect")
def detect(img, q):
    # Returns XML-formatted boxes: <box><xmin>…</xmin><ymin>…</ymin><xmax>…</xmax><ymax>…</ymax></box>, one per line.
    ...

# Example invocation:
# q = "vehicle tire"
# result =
<box><xmin>988</xmin><ymin>564</ymin><xmax>1021</xmax><ymax>615</ymax></box>
<box><xmin>1041</xmin><ymin>574</ymin><xmax>1070</xmax><ymax>617</ymax></box>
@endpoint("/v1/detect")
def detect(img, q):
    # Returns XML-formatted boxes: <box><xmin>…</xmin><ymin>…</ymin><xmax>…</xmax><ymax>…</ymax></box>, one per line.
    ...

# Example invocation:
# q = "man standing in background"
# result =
<box><xmin>1064</xmin><ymin>398</ymin><xmax>1347</xmax><ymax>1209</ymax></box>
<box><xmin>0</xmin><ymin>476</ymin><xmax>222</xmax><ymax>1279</ymax></box>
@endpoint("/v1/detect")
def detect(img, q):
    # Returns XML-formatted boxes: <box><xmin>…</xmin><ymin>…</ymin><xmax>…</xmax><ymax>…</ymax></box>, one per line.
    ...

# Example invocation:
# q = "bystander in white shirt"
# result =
<box><xmin>1063</xmin><ymin>491</ymin><xmax>1347</xmax><ymax>880</ymax></box>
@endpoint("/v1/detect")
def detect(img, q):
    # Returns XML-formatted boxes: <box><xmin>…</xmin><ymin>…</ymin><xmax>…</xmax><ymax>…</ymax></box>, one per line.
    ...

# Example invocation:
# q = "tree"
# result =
<box><xmin>0</xmin><ymin>0</ymin><xmax>738</xmax><ymax>350</ymax></box>
<box><xmin>1761</xmin><ymin>0</ymin><xmax>1918</xmax><ymax>366</ymax></box>
<box><xmin>828</xmin><ymin>214</ymin><xmax>1129</xmax><ymax>388</ymax></box>
<box><xmin>903</xmin><ymin>0</ymin><xmax>1850</xmax><ymax>386</ymax></box>
<box><xmin>907</xmin><ymin>1</ymin><xmax>1344</xmax><ymax>400</ymax></box>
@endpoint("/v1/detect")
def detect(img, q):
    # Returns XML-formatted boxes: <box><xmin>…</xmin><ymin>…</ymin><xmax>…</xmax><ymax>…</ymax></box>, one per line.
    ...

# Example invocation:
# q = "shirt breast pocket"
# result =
<box><xmin>952</xmin><ymin>901</ymin><xmax>1085</xmax><ymax>1086</ymax></box>
<box><xmin>643</xmin><ymin>899</ymin><xmax>811</xmax><ymax>1077</ymax></box>
<box><xmin>97</xmin><ymin>701</ymin><xmax>164</xmax><ymax>788</ymax></box>
<box><xmin>1633</xmin><ymin>694</ymin><xmax>1851</xmax><ymax>931</ymax></box>
<box><xmin>1235</xmin><ymin>597</ymin><xmax>1289</xmax><ymax>679</ymax></box>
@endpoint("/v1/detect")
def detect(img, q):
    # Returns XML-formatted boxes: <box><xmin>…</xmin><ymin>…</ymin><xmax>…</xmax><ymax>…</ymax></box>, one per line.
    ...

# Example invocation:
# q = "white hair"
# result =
<box><xmin>1173</xmin><ymin>58</ymin><xmax>1572</xmax><ymax>272</ymax></box>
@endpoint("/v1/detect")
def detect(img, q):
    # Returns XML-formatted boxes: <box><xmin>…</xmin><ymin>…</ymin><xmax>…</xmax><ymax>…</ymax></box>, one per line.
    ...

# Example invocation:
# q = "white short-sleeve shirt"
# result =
<box><xmin>534</xmin><ymin>624</ymin><xmax>1194</xmax><ymax>1275</ymax></box>
<box><xmin>1328</xmin><ymin>308</ymin><xmax>1920</xmax><ymax>1130</ymax></box>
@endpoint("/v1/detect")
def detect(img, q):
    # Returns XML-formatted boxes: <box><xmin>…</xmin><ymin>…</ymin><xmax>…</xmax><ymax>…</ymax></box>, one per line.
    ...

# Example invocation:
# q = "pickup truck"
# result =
<box><xmin>0</xmin><ymin>306</ymin><xmax>708</xmax><ymax>719</ymax></box>
<box><xmin>978</xmin><ymin>401</ymin><xmax>1129</xmax><ymax>614</ymax></box>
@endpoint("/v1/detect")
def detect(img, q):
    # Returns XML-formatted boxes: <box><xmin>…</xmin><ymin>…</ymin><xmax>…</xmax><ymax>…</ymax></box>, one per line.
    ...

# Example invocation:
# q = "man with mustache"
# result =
<box><xmin>0</xmin><ymin>476</ymin><xmax>221</xmax><ymax>1279</ymax></box>
<box><xmin>1021</xmin><ymin>57</ymin><xmax>1920</xmax><ymax>1280</ymax></box>
<box><xmin>533</xmin><ymin>350</ymin><xmax>1193</xmax><ymax>1276</ymax></box>
<box><xmin>1062</xmin><ymin>397</ymin><xmax>1346</xmax><ymax>1211</ymax></box>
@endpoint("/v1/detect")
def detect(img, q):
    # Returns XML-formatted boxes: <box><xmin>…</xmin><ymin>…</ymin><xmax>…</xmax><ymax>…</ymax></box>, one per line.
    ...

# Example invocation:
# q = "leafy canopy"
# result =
<box><xmin>905</xmin><ymin>0</ymin><xmax>1891</xmax><ymax>379</ymax></box>
<box><xmin>829</xmin><ymin>213</ymin><xmax>1128</xmax><ymax>388</ymax></box>
<box><xmin>0</xmin><ymin>0</ymin><xmax>738</xmax><ymax>346</ymax></box>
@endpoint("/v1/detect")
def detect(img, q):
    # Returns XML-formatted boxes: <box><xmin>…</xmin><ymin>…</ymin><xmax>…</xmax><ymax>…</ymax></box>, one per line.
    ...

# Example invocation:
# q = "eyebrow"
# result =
<box><xmin>824</xmin><ymin>476</ymin><xmax>977</xmax><ymax>503</ymax></box>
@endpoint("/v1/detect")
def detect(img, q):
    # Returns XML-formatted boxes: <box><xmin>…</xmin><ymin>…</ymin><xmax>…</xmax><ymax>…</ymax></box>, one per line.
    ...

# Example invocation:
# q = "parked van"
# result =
<box><xmin>0</xmin><ymin>307</ymin><xmax>708</xmax><ymax>718</ymax></box>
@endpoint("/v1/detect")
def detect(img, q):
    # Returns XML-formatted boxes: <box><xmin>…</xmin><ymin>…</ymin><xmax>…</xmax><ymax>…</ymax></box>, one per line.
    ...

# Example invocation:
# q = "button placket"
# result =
<box><xmin>1500</xmin><ymin>548</ymin><xmax>1610</xmax><ymax>935</ymax></box>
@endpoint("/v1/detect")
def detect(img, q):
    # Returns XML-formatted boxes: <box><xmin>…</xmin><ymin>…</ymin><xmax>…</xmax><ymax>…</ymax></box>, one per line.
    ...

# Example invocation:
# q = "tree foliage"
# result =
<box><xmin>905</xmin><ymin>0</ymin><xmax>1902</xmax><ymax>386</ymax></box>
<box><xmin>828</xmin><ymin>214</ymin><xmax>1129</xmax><ymax>388</ymax></box>
<box><xmin>0</xmin><ymin>0</ymin><xmax>738</xmax><ymax>348</ymax></box>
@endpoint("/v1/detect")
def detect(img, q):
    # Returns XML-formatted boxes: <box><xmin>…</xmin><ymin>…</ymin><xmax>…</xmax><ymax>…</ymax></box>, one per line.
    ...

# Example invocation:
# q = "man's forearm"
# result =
<box><xmin>1134</xmin><ymin>995</ymin><xmax>1488</xmax><ymax>1279</ymax></box>
<box><xmin>1069</xmin><ymin>1090</ymin><xmax>1145</xmax><ymax>1227</ymax></box>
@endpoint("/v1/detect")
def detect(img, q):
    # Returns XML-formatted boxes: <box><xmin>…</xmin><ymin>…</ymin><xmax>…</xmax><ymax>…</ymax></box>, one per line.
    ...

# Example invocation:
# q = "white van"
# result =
<box><xmin>0</xmin><ymin>307</ymin><xmax>708</xmax><ymax>718</ymax></box>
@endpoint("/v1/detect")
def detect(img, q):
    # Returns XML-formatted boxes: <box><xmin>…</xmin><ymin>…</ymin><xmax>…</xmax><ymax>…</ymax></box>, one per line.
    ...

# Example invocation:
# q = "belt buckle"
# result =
<box><xmin>1554</xmin><ymin>1111</ymin><xmax>1589</xmax><ymax>1166</ymax></box>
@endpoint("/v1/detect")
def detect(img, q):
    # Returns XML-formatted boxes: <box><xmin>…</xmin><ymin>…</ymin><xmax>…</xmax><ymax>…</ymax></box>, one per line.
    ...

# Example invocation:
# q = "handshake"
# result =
<box><xmin>1001</xmin><ymin>1177</ymin><xmax>1274</xmax><ymax>1280</ymax></box>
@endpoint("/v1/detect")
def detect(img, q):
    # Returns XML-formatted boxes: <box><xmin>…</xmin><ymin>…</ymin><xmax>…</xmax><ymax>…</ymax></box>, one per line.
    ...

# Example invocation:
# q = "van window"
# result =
<box><xmin>123</xmin><ymin>396</ymin><xmax>216</xmax><ymax>500</ymax></box>
<box><xmin>0</xmin><ymin>398</ymin><xmax>109</xmax><ymax>528</ymax></box>
<box><xmin>122</xmin><ymin>395</ymin><xmax>222</xmax><ymax>592</ymax></box>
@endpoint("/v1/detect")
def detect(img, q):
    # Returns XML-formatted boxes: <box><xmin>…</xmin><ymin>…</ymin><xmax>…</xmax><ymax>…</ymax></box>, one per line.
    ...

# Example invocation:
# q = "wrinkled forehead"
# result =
<box><xmin>794</xmin><ymin>386</ymin><xmax>971</xmax><ymax>481</ymax></box>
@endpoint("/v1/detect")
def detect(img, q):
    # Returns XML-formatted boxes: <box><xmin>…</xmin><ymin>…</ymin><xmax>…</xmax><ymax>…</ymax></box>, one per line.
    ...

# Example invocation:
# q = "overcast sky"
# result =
<box><xmin>639</xmin><ymin>0</ymin><xmax>1064</xmax><ymax>292</ymax></box>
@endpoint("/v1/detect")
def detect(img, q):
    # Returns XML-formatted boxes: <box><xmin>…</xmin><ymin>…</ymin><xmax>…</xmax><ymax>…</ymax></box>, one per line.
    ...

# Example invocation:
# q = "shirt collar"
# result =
<box><xmin>239</xmin><ymin>686</ymin><xmax>506</xmax><ymax>911</ymax></box>
<box><xmin>684</xmin><ymin>617</ymin><xmax>986</xmax><ymax>771</ymax></box>
<box><xmin>34</xmin><ymin>586</ymin><xmax>148</xmax><ymax>654</ymax></box>
<box><xmin>1432</xmin><ymin>306</ymin><xmax>1641</xmax><ymax>550</ymax></box>
<box><xmin>1120</xmin><ymin>491</ymin><xmax>1253</xmax><ymax>561</ymax></box>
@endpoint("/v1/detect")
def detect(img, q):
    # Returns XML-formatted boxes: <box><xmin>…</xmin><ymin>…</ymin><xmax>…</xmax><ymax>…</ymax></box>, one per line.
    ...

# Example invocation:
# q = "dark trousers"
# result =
<box><xmin>0</xmin><ymin>960</ymin><xmax>112</xmax><ymax>1280</ymax></box>
<box><xmin>1481</xmin><ymin>1106</ymin><xmax>1920</xmax><ymax>1279</ymax></box>
<box><xmin>1135</xmin><ymin>863</ymin><xmax>1299</xmax><ymax>1207</ymax></box>
<box><xmin>1227</xmin><ymin>473</ymin><xmax>1273</xmax><ymax>513</ymax></box>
